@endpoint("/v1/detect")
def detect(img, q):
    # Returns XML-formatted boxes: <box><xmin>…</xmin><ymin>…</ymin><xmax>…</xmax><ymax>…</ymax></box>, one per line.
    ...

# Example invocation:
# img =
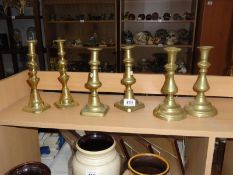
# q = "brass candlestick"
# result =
<box><xmin>80</xmin><ymin>48</ymin><xmax>109</xmax><ymax>117</ymax></box>
<box><xmin>114</xmin><ymin>46</ymin><xmax>145</xmax><ymax>112</ymax></box>
<box><xmin>153</xmin><ymin>47</ymin><xmax>186</xmax><ymax>121</ymax></box>
<box><xmin>54</xmin><ymin>39</ymin><xmax>78</xmax><ymax>109</ymax></box>
<box><xmin>185</xmin><ymin>46</ymin><xmax>217</xmax><ymax>118</ymax></box>
<box><xmin>23</xmin><ymin>40</ymin><xmax>50</xmax><ymax>113</ymax></box>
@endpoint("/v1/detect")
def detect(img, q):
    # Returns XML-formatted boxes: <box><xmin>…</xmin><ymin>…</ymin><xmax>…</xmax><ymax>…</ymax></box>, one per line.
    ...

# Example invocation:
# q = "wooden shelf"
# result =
<box><xmin>121</xmin><ymin>44</ymin><xmax>193</xmax><ymax>48</ymax></box>
<box><xmin>122</xmin><ymin>20</ymin><xmax>195</xmax><ymax>23</ymax></box>
<box><xmin>47</xmin><ymin>20</ymin><xmax>115</xmax><ymax>24</ymax></box>
<box><xmin>0</xmin><ymin>15</ymin><xmax>43</xmax><ymax>20</ymax></box>
<box><xmin>1</xmin><ymin>71</ymin><xmax>233</xmax><ymax>175</ymax></box>
<box><xmin>1</xmin><ymin>92</ymin><xmax>233</xmax><ymax>138</ymax></box>
<box><xmin>43</xmin><ymin>0</ymin><xmax>115</xmax><ymax>5</ymax></box>
<box><xmin>0</xmin><ymin>47</ymin><xmax>47</xmax><ymax>54</ymax></box>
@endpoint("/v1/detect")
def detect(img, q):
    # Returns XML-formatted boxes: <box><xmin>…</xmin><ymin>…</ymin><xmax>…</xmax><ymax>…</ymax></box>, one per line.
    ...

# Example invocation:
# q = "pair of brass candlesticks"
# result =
<box><xmin>153</xmin><ymin>46</ymin><xmax>217</xmax><ymax>121</ymax></box>
<box><xmin>23</xmin><ymin>40</ymin><xmax>78</xmax><ymax>113</ymax></box>
<box><xmin>23</xmin><ymin>39</ymin><xmax>217</xmax><ymax>120</ymax></box>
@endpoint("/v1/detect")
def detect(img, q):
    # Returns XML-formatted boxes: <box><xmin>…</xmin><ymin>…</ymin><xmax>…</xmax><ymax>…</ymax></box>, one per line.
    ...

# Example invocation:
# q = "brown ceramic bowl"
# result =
<box><xmin>128</xmin><ymin>153</ymin><xmax>169</xmax><ymax>175</ymax></box>
<box><xmin>5</xmin><ymin>161</ymin><xmax>51</xmax><ymax>175</ymax></box>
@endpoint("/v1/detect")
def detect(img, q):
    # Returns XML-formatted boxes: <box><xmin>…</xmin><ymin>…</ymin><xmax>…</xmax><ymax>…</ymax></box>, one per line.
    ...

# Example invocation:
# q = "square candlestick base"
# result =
<box><xmin>80</xmin><ymin>104</ymin><xmax>109</xmax><ymax>117</ymax></box>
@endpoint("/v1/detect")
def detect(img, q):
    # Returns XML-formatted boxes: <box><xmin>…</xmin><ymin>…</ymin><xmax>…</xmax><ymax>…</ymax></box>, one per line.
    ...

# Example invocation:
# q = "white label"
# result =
<box><xmin>11</xmin><ymin>16</ymin><xmax>15</xmax><ymax>19</ymax></box>
<box><xmin>158</xmin><ymin>44</ymin><xmax>163</xmax><ymax>47</ymax></box>
<box><xmin>124</xmin><ymin>99</ymin><xmax>136</xmax><ymax>107</ymax></box>
<box><xmin>90</xmin><ymin>73</ymin><xmax>93</xmax><ymax>78</ymax></box>
<box><xmin>80</xmin><ymin>20</ymin><xmax>85</xmax><ymax>23</ymax></box>
<box><xmin>130</xmin><ymin>71</ymin><xmax>133</xmax><ymax>75</ymax></box>
<box><xmin>86</xmin><ymin>171</ymin><xmax>97</xmax><ymax>175</ymax></box>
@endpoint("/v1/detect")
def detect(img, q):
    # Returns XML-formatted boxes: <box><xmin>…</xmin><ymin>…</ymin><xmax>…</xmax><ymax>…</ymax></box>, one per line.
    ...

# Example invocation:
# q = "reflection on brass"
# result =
<box><xmin>153</xmin><ymin>47</ymin><xmax>186</xmax><ymax>121</ymax></box>
<box><xmin>80</xmin><ymin>48</ymin><xmax>109</xmax><ymax>117</ymax></box>
<box><xmin>23</xmin><ymin>40</ymin><xmax>50</xmax><ymax>113</ymax></box>
<box><xmin>185</xmin><ymin>46</ymin><xmax>217</xmax><ymax>118</ymax></box>
<box><xmin>114</xmin><ymin>46</ymin><xmax>145</xmax><ymax>112</ymax></box>
<box><xmin>54</xmin><ymin>39</ymin><xmax>78</xmax><ymax>109</ymax></box>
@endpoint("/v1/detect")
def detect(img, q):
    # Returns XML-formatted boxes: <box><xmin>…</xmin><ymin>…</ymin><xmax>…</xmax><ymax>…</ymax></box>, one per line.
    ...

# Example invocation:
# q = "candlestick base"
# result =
<box><xmin>80</xmin><ymin>104</ymin><xmax>109</xmax><ymax>117</ymax></box>
<box><xmin>185</xmin><ymin>101</ymin><xmax>217</xmax><ymax>118</ymax></box>
<box><xmin>114</xmin><ymin>99</ymin><xmax>145</xmax><ymax>112</ymax></box>
<box><xmin>154</xmin><ymin>102</ymin><xmax>186</xmax><ymax>121</ymax></box>
<box><xmin>54</xmin><ymin>101</ymin><xmax>78</xmax><ymax>109</ymax></box>
<box><xmin>23</xmin><ymin>103</ymin><xmax>50</xmax><ymax>114</ymax></box>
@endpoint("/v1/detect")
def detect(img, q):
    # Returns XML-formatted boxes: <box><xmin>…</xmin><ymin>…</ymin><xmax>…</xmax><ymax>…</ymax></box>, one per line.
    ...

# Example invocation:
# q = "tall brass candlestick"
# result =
<box><xmin>80</xmin><ymin>48</ymin><xmax>109</xmax><ymax>117</ymax></box>
<box><xmin>54</xmin><ymin>39</ymin><xmax>78</xmax><ymax>109</ymax></box>
<box><xmin>23</xmin><ymin>40</ymin><xmax>50</xmax><ymax>113</ymax></box>
<box><xmin>185</xmin><ymin>46</ymin><xmax>217</xmax><ymax>117</ymax></box>
<box><xmin>153</xmin><ymin>47</ymin><xmax>186</xmax><ymax>121</ymax></box>
<box><xmin>114</xmin><ymin>46</ymin><xmax>144</xmax><ymax>112</ymax></box>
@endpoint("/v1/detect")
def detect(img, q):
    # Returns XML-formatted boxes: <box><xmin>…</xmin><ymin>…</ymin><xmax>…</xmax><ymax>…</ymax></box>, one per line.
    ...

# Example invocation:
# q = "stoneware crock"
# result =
<box><xmin>123</xmin><ymin>153</ymin><xmax>169</xmax><ymax>175</ymax></box>
<box><xmin>5</xmin><ymin>161</ymin><xmax>51</xmax><ymax>175</ymax></box>
<box><xmin>72</xmin><ymin>133</ymin><xmax>121</xmax><ymax>175</ymax></box>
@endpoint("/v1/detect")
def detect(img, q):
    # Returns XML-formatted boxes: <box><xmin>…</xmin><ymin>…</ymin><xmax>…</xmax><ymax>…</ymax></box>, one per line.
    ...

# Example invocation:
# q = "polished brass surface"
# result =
<box><xmin>54</xmin><ymin>39</ymin><xmax>78</xmax><ymax>109</ymax></box>
<box><xmin>153</xmin><ymin>47</ymin><xmax>186</xmax><ymax>121</ymax></box>
<box><xmin>23</xmin><ymin>40</ymin><xmax>50</xmax><ymax>113</ymax></box>
<box><xmin>185</xmin><ymin>46</ymin><xmax>217</xmax><ymax>118</ymax></box>
<box><xmin>80</xmin><ymin>48</ymin><xmax>109</xmax><ymax>117</ymax></box>
<box><xmin>114</xmin><ymin>46</ymin><xmax>145</xmax><ymax>112</ymax></box>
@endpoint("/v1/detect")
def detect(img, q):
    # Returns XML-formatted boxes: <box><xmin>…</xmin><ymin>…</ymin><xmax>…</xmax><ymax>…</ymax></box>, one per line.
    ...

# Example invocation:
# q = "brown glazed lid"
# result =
<box><xmin>5</xmin><ymin>161</ymin><xmax>51</xmax><ymax>175</ymax></box>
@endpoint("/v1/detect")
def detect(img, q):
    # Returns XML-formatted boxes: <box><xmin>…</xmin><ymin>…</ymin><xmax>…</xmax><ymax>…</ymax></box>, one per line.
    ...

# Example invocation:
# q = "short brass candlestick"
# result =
<box><xmin>114</xmin><ymin>46</ymin><xmax>145</xmax><ymax>112</ymax></box>
<box><xmin>80</xmin><ymin>48</ymin><xmax>109</xmax><ymax>117</ymax></box>
<box><xmin>23</xmin><ymin>40</ymin><xmax>50</xmax><ymax>113</ymax></box>
<box><xmin>153</xmin><ymin>47</ymin><xmax>186</xmax><ymax>121</ymax></box>
<box><xmin>54</xmin><ymin>39</ymin><xmax>78</xmax><ymax>109</ymax></box>
<box><xmin>185</xmin><ymin>46</ymin><xmax>217</xmax><ymax>118</ymax></box>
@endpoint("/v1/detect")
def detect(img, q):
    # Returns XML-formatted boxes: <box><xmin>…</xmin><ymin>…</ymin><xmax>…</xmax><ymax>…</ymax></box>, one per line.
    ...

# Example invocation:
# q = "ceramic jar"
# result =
<box><xmin>72</xmin><ymin>133</ymin><xmax>121</xmax><ymax>175</ymax></box>
<box><xmin>123</xmin><ymin>153</ymin><xmax>169</xmax><ymax>175</ymax></box>
<box><xmin>5</xmin><ymin>161</ymin><xmax>51</xmax><ymax>175</ymax></box>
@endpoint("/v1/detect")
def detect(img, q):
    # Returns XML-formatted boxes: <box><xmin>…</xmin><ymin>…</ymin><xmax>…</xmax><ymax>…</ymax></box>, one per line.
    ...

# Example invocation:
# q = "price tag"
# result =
<box><xmin>86</xmin><ymin>171</ymin><xmax>97</xmax><ymax>175</ymax></box>
<box><xmin>130</xmin><ymin>71</ymin><xmax>133</xmax><ymax>75</ymax></box>
<box><xmin>80</xmin><ymin>19</ymin><xmax>85</xmax><ymax>23</ymax></box>
<box><xmin>90</xmin><ymin>73</ymin><xmax>93</xmax><ymax>78</ymax></box>
<box><xmin>124</xmin><ymin>99</ymin><xmax>136</xmax><ymax>107</ymax></box>
<box><xmin>11</xmin><ymin>16</ymin><xmax>15</xmax><ymax>19</ymax></box>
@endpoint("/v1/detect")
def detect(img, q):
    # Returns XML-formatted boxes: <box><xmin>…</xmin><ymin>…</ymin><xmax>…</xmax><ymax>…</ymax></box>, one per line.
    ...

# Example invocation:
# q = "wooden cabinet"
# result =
<box><xmin>0</xmin><ymin>71</ymin><xmax>233</xmax><ymax>174</ymax></box>
<box><xmin>42</xmin><ymin>0</ymin><xmax>118</xmax><ymax>72</ymax></box>
<box><xmin>0</xmin><ymin>0</ymin><xmax>45</xmax><ymax>78</ymax></box>
<box><xmin>42</xmin><ymin>0</ymin><xmax>199</xmax><ymax>73</ymax></box>
<box><xmin>194</xmin><ymin>0</ymin><xmax>233</xmax><ymax>75</ymax></box>
<box><xmin>119</xmin><ymin>0</ymin><xmax>198</xmax><ymax>73</ymax></box>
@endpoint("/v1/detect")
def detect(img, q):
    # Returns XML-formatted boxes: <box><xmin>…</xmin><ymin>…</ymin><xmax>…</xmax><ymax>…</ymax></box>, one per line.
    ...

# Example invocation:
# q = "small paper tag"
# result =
<box><xmin>86</xmin><ymin>171</ymin><xmax>97</xmax><ymax>175</ymax></box>
<box><xmin>90</xmin><ymin>73</ymin><xmax>93</xmax><ymax>78</ymax></box>
<box><xmin>124</xmin><ymin>99</ymin><xmax>136</xmax><ymax>107</ymax></box>
<box><xmin>80</xmin><ymin>20</ymin><xmax>85</xmax><ymax>23</ymax></box>
<box><xmin>11</xmin><ymin>16</ymin><xmax>15</xmax><ymax>19</ymax></box>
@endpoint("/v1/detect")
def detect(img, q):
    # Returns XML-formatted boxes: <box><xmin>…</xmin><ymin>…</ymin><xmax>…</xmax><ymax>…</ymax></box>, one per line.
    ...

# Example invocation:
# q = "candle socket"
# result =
<box><xmin>114</xmin><ymin>45</ymin><xmax>144</xmax><ymax>112</ymax></box>
<box><xmin>23</xmin><ymin>40</ymin><xmax>50</xmax><ymax>113</ymax></box>
<box><xmin>54</xmin><ymin>39</ymin><xmax>78</xmax><ymax>109</ymax></box>
<box><xmin>80</xmin><ymin>48</ymin><xmax>109</xmax><ymax>117</ymax></box>
<box><xmin>185</xmin><ymin>46</ymin><xmax>217</xmax><ymax>118</ymax></box>
<box><xmin>153</xmin><ymin>47</ymin><xmax>186</xmax><ymax>121</ymax></box>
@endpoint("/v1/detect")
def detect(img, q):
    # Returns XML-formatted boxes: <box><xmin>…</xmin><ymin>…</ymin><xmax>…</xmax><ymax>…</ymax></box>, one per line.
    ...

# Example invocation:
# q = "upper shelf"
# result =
<box><xmin>0</xmin><ymin>71</ymin><xmax>233</xmax><ymax>139</ymax></box>
<box><xmin>122</xmin><ymin>20</ymin><xmax>195</xmax><ymax>23</ymax></box>
<box><xmin>46</xmin><ymin>20</ymin><xmax>115</xmax><ymax>24</ymax></box>
<box><xmin>121</xmin><ymin>44</ymin><xmax>193</xmax><ymax>48</ymax></box>
<box><xmin>0</xmin><ymin>92</ymin><xmax>233</xmax><ymax>138</ymax></box>
<box><xmin>0</xmin><ymin>15</ymin><xmax>43</xmax><ymax>20</ymax></box>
